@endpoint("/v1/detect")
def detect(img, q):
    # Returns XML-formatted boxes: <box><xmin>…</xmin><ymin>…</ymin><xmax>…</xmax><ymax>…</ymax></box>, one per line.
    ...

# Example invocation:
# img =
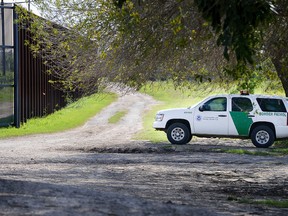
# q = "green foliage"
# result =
<box><xmin>194</xmin><ymin>0</ymin><xmax>274</xmax><ymax>64</ymax></box>
<box><xmin>30</xmin><ymin>0</ymin><xmax>288</xmax><ymax>96</ymax></box>
<box><xmin>0</xmin><ymin>93</ymin><xmax>117</xmax><ymax>138</ymax></box>
<box><xmin>111</xmin><ymin>0</ymin><xmax>224</xmax><ymax>88</ymax></box>
<box><xmin>264</xmin><ymin>0</ymin><xmax>288</xmax><ymax>96</ymax></box>
<box><xmin>16</xmin><ymin>4</ymin><xmax>113</xmax><ymax>96</ymax></box>
<box><xmin>224</xmin><ymin>64</ymin><xmax>261</xmax><ymax>94</ymax></box>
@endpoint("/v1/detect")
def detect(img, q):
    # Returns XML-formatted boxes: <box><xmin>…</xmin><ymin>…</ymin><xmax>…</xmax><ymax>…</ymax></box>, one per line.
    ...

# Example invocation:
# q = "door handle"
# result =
<box><xmin>248</xmin><ymin>115</ymin><xmax>255</xmax><ymax>118</ymax></box>
<box><xmin>218</xmin><ymin>115</ymin><xmax>227</xmax><ymax>117</ymax></box>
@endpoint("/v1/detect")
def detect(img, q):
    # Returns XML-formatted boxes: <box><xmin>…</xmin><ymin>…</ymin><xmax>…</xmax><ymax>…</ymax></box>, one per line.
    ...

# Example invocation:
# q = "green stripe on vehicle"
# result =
<box><xmin>230</xmin><ymin>112</ymin><xmax>253</xmax><ymax>136</ymax></box>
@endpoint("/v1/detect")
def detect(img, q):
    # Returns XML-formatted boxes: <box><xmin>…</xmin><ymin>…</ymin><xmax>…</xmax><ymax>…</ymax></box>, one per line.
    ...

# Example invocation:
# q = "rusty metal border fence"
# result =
<box><xmin>0</xmin><ymin>4</ymin><xmax>67</xmax><ymax>127</ymax></box>
<box><xmin>18</xmin><ymin>10</ymin><xmax>67</xmax><ymax>125</ymax></box>
<box><xmin>18</xmin><ymin>18</ymin><xmax>66</xmax><ymax>124</ymax></box>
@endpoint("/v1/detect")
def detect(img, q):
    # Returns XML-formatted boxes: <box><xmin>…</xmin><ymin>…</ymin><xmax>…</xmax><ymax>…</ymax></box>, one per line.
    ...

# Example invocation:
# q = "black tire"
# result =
<box><xmin>251</xmin><ymin>125</ymin><xmax>275</xmax><ymax>148</ymax></box>
<box><xmin>187</xmin><ymin>133</ymin><xmax>193</xmax><ymax>143</ymax></box>
<box><xmin>167</xmin><ymin>123</ymin><xmax>191</xmax><ymax>145</ymax></box>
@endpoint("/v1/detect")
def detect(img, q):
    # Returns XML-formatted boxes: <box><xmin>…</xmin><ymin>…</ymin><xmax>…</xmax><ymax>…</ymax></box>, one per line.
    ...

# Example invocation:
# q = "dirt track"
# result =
<box><xmin>0</xmin><ymin>90</ymin><xmax>288</xmax><ymax>216</ymax></box>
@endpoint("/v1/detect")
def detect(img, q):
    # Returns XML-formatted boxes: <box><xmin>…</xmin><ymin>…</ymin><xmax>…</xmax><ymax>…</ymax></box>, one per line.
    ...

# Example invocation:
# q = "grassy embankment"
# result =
<box><xmin>0</xmin><ymin>93</ymin><xmax>117</xmax><ymax>138</ymax></box>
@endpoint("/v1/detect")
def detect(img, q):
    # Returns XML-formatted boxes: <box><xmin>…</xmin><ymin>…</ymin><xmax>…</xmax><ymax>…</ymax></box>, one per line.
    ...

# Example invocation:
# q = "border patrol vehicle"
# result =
<box><xmin>153</xmin><ymin>92</ymin><xmax>288</xmax><ymax>148</ymax></box>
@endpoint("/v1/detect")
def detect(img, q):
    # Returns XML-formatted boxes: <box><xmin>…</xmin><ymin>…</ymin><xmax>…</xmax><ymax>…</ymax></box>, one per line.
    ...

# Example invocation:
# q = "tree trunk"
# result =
<box><xmin>271</xmin><ymin>58</ymin><xmax>288</xmax><ymax>97</ymax></box>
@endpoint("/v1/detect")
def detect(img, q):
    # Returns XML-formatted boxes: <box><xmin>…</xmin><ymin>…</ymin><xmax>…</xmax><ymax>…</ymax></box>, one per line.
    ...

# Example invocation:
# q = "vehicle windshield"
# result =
<box><xmin>187</xmin><ymin>98</ymin><xmax>208</xmax><ymax>109</ymax></box>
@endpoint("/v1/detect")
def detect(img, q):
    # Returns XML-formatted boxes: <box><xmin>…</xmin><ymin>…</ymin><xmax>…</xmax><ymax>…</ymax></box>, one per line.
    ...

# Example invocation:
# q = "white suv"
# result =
<box><xmin>153</xmin><ymin>93</ymin><xmax>288</xmax><ymax>148</ymax></box>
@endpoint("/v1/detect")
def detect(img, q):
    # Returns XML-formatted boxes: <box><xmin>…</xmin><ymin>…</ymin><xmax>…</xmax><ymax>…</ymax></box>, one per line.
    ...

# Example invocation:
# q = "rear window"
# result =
<box><xmin>257</xmin><ymin>98</ymin><xmax>287</xmax><ymax>112</ymax></box>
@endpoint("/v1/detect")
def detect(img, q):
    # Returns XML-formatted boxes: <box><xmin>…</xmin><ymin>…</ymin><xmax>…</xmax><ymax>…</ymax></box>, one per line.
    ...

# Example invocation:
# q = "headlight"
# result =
<box><xmin>155</xmin><ymin>113</ymin><xmax>164</xmax><ymax>121</ymax></box>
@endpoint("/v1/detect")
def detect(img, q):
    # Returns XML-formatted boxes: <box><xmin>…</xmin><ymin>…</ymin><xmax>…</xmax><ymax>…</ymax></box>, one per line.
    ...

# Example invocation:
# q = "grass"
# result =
<box><xmin>229</xmin><ymin>197</ymin><xmax>288</xmax><ymax>208</ymax></box>
<box><xmin>213</xmin><ymin>139</ymin><xmax>288</xmax><ymax>156</ymax></box>
<box><xmin>252</xmin><ymin>199</ymin><xmax>288</xmax><ymax>208</ymax></box>
<box><xmin>0</xmin><ymin>87</ymin><xmax>13</xmax><ymax>102</ymax></box>
<box><xmin>108</xmin><ymin>110</ymin><xmax>128</xmax><ymax>124</ymax></box>
<box><xmin>220</xmin><ymin>149</ymin><xmax>272</xmax><ymax>156</ymax></box>
<box><xmin>219</xmin><ymin>148</ymin><xmax>288</xmax><ymax>156</ymax></box>
<box><xmin>0</xmin><ymin>93</ymin><xmax>117</xmax><ymax>138</ymax></box>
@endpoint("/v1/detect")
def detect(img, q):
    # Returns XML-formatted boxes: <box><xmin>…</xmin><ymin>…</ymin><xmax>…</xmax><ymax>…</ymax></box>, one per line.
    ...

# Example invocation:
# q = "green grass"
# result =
<box><xmin>253</xmin><ymin>199</ymin><xmax>288</xmax><ymax>208</ymax></box>
<box><xmin>220</xmin><ymin>149</ymin><xmax>278</xmax><ymax>156</ymax></box>
<box><xmin>230</xmin><ymin>197</ymin><xmax>288</xmax><ymax>208</ymax></box>
<box><xmin>221</xmin><ymin>149</ymin><xmax>271</xmax><ymax>156</ymax></box>
<box><xmin>0</xmin><ymin>93</ymin><xmax>117</xmax><ymax>138</ymax></box>
<box><xmin>108</xmin><ymin>110</ymin><xmax>128</xmax><ymax>123</ymax></box>
<box><xmin>215</xmin><ymin>146</ymin><xmax>288</xmax><ymax>156</ymax></box>
<box><xmin>273</xmin><ymin>147</ymin><xmax>288</xmax><ymax>154</ymax></box>
<box><xmin>0</xmin><ymin>87</ymin><xmax>13</xmax><ymax>102</ymax></box>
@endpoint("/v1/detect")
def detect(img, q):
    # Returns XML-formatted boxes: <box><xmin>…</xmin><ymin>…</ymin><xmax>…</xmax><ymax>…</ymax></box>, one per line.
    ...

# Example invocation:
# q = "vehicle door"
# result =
<box><xmin>193</xmin><ymin>96</ymin><xmax>228</xmax><ymax>135</ymax></box>
<box><xmin>229</xmin><ymin>97</ymin><xmax>254</xmax><ymax>136</ymax></box>
<box><xmin>256</xmin><ymin>98</ymin><xmax>288</xmax><ymax>138</ymax></box>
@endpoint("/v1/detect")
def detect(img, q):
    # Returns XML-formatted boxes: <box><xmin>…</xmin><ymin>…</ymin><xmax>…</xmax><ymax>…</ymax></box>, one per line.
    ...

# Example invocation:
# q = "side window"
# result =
<box><xmin>257</xmin><ymin>98</ymin><xmax>287</xmax><ymax>112</ymax></box>
<box><xmin>201</xmin><ymin>97</ymin><xmax>227</xmax><ymax>111</ymax></box>
<box><xmin>232</xmin><ymin>97</ymin><xmax>253</xmax><ymax>112</ymax></box>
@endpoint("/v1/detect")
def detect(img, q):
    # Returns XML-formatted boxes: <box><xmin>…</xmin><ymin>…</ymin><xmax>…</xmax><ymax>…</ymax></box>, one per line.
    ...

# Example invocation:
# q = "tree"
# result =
<box><xmin>185</xmin><ymin>0</ymin><xmax>288</xmax><ymax>95</ymax></box>
<box><xmin>29</xmin><ymin>0</ymin><xmax>230</xmax><ymax>92</ymax></box>
<box><xmin>114</xmin><ymin>0</ymin><xmax>288</xmax><ymax>95</ymax></box>
<box><xmin>30</xmin><ymin>0</ymin><xmax>287</xmax><ymax>95</ymax></box>
<box><xmin>194</xmin><ymin>0</ymin><xmax>273</xmax><ymax>63</ymax></box>
<box><xmin>108</xmin><ymin>0</ymin><xmax>228</xmax><ymax>88</ymax></box>
<box><xmin>18</xmin><ymin>1</ymin><xmax>119</xmax><ymax>96</ymax></box>
<box><xmin>264</xmin><ymin>0</ymin><xmax>288</xmax><ymax>96</ymax></box>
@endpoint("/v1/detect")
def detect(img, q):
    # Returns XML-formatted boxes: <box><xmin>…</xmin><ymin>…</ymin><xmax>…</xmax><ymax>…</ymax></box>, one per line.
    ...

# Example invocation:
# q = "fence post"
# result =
<box><xmin>13</xmin><ymin>5</ymin><xmax>20</xmax><ymax>128</ymax></box>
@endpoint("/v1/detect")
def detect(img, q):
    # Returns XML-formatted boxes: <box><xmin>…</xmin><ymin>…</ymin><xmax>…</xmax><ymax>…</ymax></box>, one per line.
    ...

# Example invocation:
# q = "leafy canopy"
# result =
<box><xmin>115</xmin><ymin>0</ymin><xmax>274</xmax><ymax>64</ymax></box>
<box><xmin>29</xmin><ymin>0</ymin><xmax>286</xmax><ymax>95</ymax></box>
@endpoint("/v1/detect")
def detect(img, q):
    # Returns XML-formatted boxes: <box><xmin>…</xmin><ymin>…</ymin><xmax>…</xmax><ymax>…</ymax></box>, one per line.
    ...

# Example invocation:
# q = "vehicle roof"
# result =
<box><xmin>209</xmin><ymin>94</ymin><xmax>287</xmax><ymax>100</ymax></box>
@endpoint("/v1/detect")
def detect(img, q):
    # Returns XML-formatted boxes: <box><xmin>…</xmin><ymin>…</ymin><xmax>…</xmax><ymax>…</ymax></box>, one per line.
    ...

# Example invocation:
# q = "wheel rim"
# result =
<box><xmin>171</xmin><ymin>127</ymin><xmax>185</xmax><ymax>141</ymax></box>
<box><xmin>255</xmin><ymin>130</ymin><xmax>270</xmax><ymax>145</ymax></box>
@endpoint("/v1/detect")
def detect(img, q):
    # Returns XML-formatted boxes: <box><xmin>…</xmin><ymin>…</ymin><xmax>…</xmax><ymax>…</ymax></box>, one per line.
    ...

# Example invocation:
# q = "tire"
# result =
<box><xmin>187</xmin><ymin>133</ymin><xmax>193</xmax><ymax>143</ymax></box>
<box><xmin>251</xmin><ymin>125</ymin><xmax>275</xmax><ymax>148</ymax></box>
<box><xmin>167</xmin><ymin>123</ymin><xmax>191</xmax><ymax>145</ymax></box>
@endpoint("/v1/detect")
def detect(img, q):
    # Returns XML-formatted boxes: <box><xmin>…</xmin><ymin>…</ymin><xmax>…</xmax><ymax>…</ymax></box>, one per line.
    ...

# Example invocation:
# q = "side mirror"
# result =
<box><xmin>199</xmin><ymin>104</ymin><xmax>210</xmax><ymax>112</ymax></box>
<box><xmin>199</xmin><ymin>105</ymin><xmax>204</xmax><ymax>112</ymax></box>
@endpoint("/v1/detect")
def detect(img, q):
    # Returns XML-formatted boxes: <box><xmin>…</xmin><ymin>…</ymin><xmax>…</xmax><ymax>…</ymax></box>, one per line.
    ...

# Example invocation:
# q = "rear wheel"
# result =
<box><xmin>251</xmin><ymin>125</ymin><xmax>275</xmax><ymax>148</ymax></box>
<box><xmin>167</xmin><ymin>123</ymin><xmax>191</xmax><ymax>145</ymax></box>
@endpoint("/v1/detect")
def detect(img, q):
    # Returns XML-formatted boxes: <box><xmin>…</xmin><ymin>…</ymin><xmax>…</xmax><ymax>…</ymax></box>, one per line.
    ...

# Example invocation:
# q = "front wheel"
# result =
<box><xmin>167</xmin><ymin>123</ymin><xmax>191</xmax><ymax>145</ymax></box>
<box><xmin>251</xmin><ymin>125</ymin><xmax>275</xmax><ymax>148</ymax></box>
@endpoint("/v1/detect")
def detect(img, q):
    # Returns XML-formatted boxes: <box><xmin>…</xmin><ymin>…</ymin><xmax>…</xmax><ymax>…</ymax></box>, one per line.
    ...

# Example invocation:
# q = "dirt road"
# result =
<box><xmin>0</xmin><ymin>91</ymin><xmax>288</xmax><ymax>215</ymax></box>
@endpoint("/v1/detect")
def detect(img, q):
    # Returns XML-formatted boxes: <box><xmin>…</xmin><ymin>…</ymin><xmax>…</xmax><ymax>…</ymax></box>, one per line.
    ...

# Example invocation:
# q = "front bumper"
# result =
<box><xmin>153</xmin><ymin>121</ymin><xmax>166</xmax><ymax>130</ymax></box>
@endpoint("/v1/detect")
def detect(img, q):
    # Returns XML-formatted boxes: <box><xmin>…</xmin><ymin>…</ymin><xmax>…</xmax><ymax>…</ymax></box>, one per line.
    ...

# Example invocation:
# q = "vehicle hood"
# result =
<box><xmin>157</xmin><ymin>108</ymin><xmax>193</xmax><ymax>118</ymax></box>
